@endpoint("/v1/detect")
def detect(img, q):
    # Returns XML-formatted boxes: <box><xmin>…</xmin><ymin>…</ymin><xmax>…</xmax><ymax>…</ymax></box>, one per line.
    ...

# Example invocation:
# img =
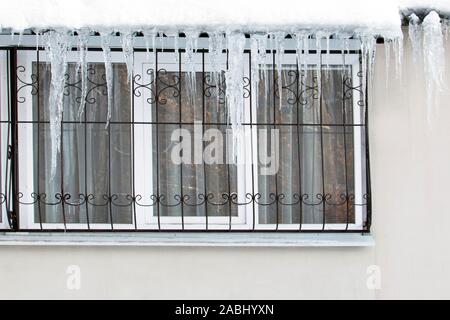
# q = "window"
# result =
<box><xmin>2</xmin><ymin>35</ymin><xmax>370</xmax><ymax>232</ymax></box>
<box><xmin>0</xmin><ymin>50</ymin><xmax>10</xmax><ymax>230</ymax></box>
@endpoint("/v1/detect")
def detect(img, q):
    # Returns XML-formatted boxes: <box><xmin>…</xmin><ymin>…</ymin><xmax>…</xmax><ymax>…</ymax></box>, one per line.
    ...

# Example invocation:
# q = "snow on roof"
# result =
<box><xmin>400</xmin><ymin>0</ymin><xmax>450</xmax><ymax>15</ymax></box>
<box><xmin>0</xmin><ymin>0</ymin><xmax>448</xmax><ymax>35</ymax></box>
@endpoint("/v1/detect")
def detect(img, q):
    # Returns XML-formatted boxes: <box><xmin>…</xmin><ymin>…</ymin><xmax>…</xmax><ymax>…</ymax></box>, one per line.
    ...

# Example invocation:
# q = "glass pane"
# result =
<box><xmin>33</xmin><ymin>62</ymin><xmax>132</xmax><ymax>224</ymax></box>
<box><xmin>153</xmin><ymin>69</ymin><xmax>238</xmax><ymax>218</ymax></box>
<box><xmin>256</xmin><ymin>66</ymin><xmax>355</xmax><ymax>224</ymax></box>
<box><xmin>204</xmin><ymin>71</ymin><xmax>227</xmax><ymax>124</ymax></box>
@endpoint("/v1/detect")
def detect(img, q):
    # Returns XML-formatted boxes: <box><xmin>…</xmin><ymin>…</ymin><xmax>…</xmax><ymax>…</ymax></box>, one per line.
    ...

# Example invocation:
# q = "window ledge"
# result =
<box><xmin>0</xmin><ymin>232</ymin><xmax>374</xmax><ymax>247</ymax></box>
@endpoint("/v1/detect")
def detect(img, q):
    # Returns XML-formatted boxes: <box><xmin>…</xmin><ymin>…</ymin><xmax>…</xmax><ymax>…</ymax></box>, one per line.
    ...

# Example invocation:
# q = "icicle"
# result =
<box><xmin>144</xmin><ymin>31</ymin><xmax>150</xmax><ymax>57</ymax></box>
<box><xmin>384</xmin><ymin>39</ymin><xmax>390</xmax><ymax>87</ymax></box>
<box><xmin>360</xmin><ymin>35</ymin><xmax>377</xmax><ymax>116</ymax></box>
<box><xmin>17</xmin><ymin>29</ymin><xmax>24</xmax><ymax>47</ymax></box>
<box><xmin>320</xmin><ymin>32</ymin><xmax>332</xmax><ymax>80</ymax></box>
<box><xmin>422</xmin><ymin>11</ymin><xmax>446</xmax><ymax>124</ymax></box>
<box><xmin>143</xmin><ymin>28</ymin><xmax>157</xmax><ymax>60</ymax></box>
<box><xmin>35</xmin><ymin>30</ymin><xmax>40</xmax><ymax>53</ymax></box>
<box><xmin>409</xmin><ymin>13</ymin><xmax>422</xmax><ymax>64</ymax></box>
<box><xmin>303</xmin><ymin>33</ymin><xmax>309</xmax><ymax>85</ymax></box>
<box><xmin>100</xmin><ymin>31</ymin><xmax>113</xmax><ymax>128</ymax></box>
<box><xmin>174</xmin><ymin>33</ymin><xmax>179</xmax><ymax>63</ymax></box>
<box><xmin>393</xmin><ymin>35</ymin><xmax>403</xmax><ymax>80</ymax></box>
<box><xmin>443</xmin><ymin>19</ymin><xmax>450</xmax><ymax>42</ymax></box>
<box><xmin>152</xmin><ymin>31</ymin><xmax>157</xmax><ymax>56</ymax></box>
<box><xmin>208</xmin><ymin>31</ymin><xmax>224</xmax><ymax>87</ymax></box>
<box><xmin>258</xmin><ymin>34</ymin><xmax>269</xmax><ymax>108</ymax></box>
<box><xmin>251</xmin><ymin>34</ymin><xmax>268</xmax><ymax>110</ymax></box>
<box><xmin>158</xmin><ymin>32</ymin><xmax>165</xmax><ymax>52</ymax></box>
<box><xmin>250</xmin><ymin>36</ymin><xmax>259</xmax><ymax>110</ymax></box>
<box><xmin>184</xmin><ymin>31</ymin><xmax>200</xmax><ymax>107</ymax></box>
<box><xmin>76</xmin><ymin>29</ymin><xmax>89</xmax><ymax>120</ymax></box>
<box><xmin>274</xmin><ymin>32</ymin><xmax>285</xmax><ymax>109</ymax></box>
<box><xmin>315</xmin><ymin>33</ymin><xmax>323</xmax><ymax>121</ymax></box>
<box><xmin>325</xmin><ymin>34</ymin><xmax>331</xmax><ymax>69</ymax></box>
<box><xmin>121</xmin><ymin>30</ymin><xmax>134</xmax><ymax>82</ymax></box>
<box><xmin>342</xmin><ymin>34</ymin><xmax>351</xmax><ymax>73</ymax></box>
<box><xmin>44</xmin><ymin>30</ymin><xmax>70</xmax><ymax>180</ymax></box>
<box><xmin>295</xmin><ymin>32</ymin><xmax>304</xmax><ymax>78</ymax></box>
<box><xmin>225</xmin><ymin>32</ymin><xmax>246</xmax><ymax>163</ymax></box>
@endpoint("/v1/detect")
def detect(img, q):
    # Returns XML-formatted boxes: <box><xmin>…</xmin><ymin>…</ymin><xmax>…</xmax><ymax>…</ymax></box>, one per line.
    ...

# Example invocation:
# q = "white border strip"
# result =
<box><xmin>0</xmin><ymin>232</ymin><xmax>374</xmax><ymax>247</ymax></box>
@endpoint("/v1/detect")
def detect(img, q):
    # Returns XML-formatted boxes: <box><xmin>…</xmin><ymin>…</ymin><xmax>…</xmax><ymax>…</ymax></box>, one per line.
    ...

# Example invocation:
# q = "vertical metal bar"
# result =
<box><xmin>179</xmin><ymin>49</ymin><xmax>184</xmax><ymax>230</ymax></box>
<box><xmin>155</xmin><ymin>50</ymin><xmax>161</xmax><ymax>230</ymax></box>
<box><xmin>318</xmin><ymin>51</ymin><xmax>326</xmax><ymax>231</ymax></box>
<box><xmin>226</xmin><ymin>49</ymin><xmax>232</xmax><ymax>231</ymax></box>
<box><xmin>36</xmin><ymin>48</ymin><xmax>43</xmax><ymax>230</ymax></box>
<box><xmin>341</xmin><ymin>52</ymin><xmax>350</xmax><ymax>231</ymax></box>
<box><xmin>84</xmin><ymin>68</ymin><xmax>90</xmax><ymax>230</ymax></box>
<box><xmin>296</xmin><ymin>60</ymin><xmax>303</xmax><ymax>231</ymax></box>
<box><xmin>60</xmin><ymin>76</ymin><xmax>67</xmax><ymax>230</ymax></box>
<box><xmin>248</xmin><ymin>51</ymin><xmax>256</xmax><ymax>231</ymax></box>
<box><xmin>107</xmin><ymin>88</ymin><xmax>113</xmax><ymax>230</ymax></box>
<box><xmin>364</xmin><ymin>53</ymin><xmax>372</xmax><ymax>232</ymax></box>
<box><xmin>272</xmin><ymin>49</ymin><xmax>279</xmax><ymax>231</ymax></box>
<box><xmin>2</xmin><ymin>51</ymin><xmax>9</xmax><ymax>229</ymax></box>
<box><xmin>4</xmin><ymin>50</ymin><xmax>12</xmax><ymax>229</ymax></box>
<box><xmin>0</xmin><ymin>54</ymin><xmax>3</xmax><ymax>228</ymax></box>
<box><xmin>131</xmin><ymin>54</ymin><xmax>137</xmax><ymax>230</ymax></box>
<box><xmin>9</xmin><ymin>48</ymin><xmax>19</xmax><ymax>231</ymax></box>
<box><xmin>201</xmin><ymin>51</ymin><xmax>208</xmax><ymax>230</ymax></box>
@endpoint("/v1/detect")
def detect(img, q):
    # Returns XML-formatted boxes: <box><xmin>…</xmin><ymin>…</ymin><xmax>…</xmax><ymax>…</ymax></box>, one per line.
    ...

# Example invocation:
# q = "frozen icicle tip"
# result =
<box><xmin>121</xmin><ymin>30</ymin><xmax>135</xmax><ymax>83</ymax></box>
<box><xmin>100</xmin><ymin>31</ymin><xmax>114</xmax><ymax>128</ymax></box>
<box><xmin>409</xmin><ymin>13</ymin><xmax>420</xmax><ymax>25</ymax></box>
<box><xmin>44</xmin><ymin>30</ymin><xmax>70</xmax><ymax>180</ymax></box>
<box><xmin>423</xmin><ymin>11</ymin><xmax>441</xmax><ymax>26</ymax></box>
<box><xmin>422</xmin><ymin>10</ymin><xmax>446</xmax><ymax>124</ymax></box>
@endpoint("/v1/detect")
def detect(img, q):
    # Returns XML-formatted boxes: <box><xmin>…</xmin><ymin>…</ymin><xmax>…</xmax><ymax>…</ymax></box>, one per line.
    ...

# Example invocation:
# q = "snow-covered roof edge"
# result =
<box><xmin>1</xmin><ymin>1</ymin><xmax>450</xmax><ymax>41</ymax></box>
<box><xmin>1</xmin><ymin>0</ymin><xmax>404</xmax><ymax>39</ymax></box>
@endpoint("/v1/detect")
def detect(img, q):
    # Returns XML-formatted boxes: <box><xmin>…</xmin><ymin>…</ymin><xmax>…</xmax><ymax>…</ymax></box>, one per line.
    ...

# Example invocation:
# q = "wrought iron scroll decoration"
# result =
<box><xmin>132</xmin><ymin>68</ymin><xmax>181</xmax><ymax>105</ymax></box>
<box><xmin>16</xmin><ymin>65</ymin><xmax>38</xmax><ymax>103</ymax></box>
<box><xmin>343</xmin><ymin>70</ymin><xmax>364</xmax><ymax>107</ymax></box>
<box><xmin>15</xmin><ymin>191</ymin><xmax>370</xmax><ymax>208</ymax></box>
<box><xmin>204</xmin><ymin>72</ymin><xmax>227</xmax><ymax>105</ymax></box>
<box><xmin>273</xmin><ymin>70</ymin><xmax>320</xmax><ymax>106</ymax></box>
<box><xmin>64</xmin><ymin>66</ymin><xmax>108</xmax><ymax>104</ymax></box>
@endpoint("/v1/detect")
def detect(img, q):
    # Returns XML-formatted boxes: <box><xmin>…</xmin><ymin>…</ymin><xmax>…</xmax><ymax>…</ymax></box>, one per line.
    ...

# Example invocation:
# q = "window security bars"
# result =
<box><xmin>0</xmin><ymin>36</ymin><xmax>371</xmax><ymax>232</ymax></box>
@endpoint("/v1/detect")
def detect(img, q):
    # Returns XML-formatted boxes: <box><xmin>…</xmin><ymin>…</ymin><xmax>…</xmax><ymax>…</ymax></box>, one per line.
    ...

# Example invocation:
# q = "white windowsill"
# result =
<box><xmin>0</xmin><ymin>232</ymin><xmax>374</xmax><ymax>247</ymax></box>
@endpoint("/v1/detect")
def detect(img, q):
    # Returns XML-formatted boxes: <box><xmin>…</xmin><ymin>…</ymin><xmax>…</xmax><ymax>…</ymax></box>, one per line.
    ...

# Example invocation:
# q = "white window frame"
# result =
<box><xmin>134</xmin><ymin>51</ymin><xmax>254</xmax><ymax>230</ymax></box>
<box><xmin>250</xmin><ymin>52</ymin><xmax>364</xmax><ymax>231</ymax></box>
<box><xmin>14</xmin><ymin>39</ymin><xmax>365</xmax><ymax>231</ymax></box>
<box><xmin>17</xmin><ymin>50</ymin><xmax>137</xmax><ymax>230</ymax></box>
<box><xmin>0</xmin><ymin>50</ymin><xmax>10</xmax><ymax>229</ymax></box>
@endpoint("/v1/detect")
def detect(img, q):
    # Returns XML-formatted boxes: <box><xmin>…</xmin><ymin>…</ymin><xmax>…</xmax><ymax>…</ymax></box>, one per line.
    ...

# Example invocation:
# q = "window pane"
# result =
<box><xmin>33</xmin><ymin>62</ymin><xmax>132</xmax><ymax>224</ymax></box>
<box><xmin>153</xmin><ymin>68</ymin><xmax>238</xmax><ymax>218</ymax></box>
<box><xmin>257</xmin><ymin>67</ymin><xmax>356</xmax><ymax>224</ymax></box>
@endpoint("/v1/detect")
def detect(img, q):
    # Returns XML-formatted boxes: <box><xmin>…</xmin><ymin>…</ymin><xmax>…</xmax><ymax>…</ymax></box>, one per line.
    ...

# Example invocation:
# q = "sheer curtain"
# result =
<box><xmin>33</xmin><ymin>62</ymin><xmax>132</xmax><ymax>224</ymax></box>
<box><xmin>31</xmin><ymin>59</ymin><xmax>354</xmax><ymax>226</ymax></box>
<box><xmin>256</xmin><ymin>66</ymin><xmax>355</xmax><ymax>224</ymax></box>
<box><xmin>154</xmin><ymin>70</ymin><xmax>237</xmax><ymax>218</ymax></box>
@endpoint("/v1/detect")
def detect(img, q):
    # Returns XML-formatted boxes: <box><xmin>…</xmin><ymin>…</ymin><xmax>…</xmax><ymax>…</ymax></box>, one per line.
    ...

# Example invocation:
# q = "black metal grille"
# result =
<box><xmin>0</xmin><ymin>38</ymin><xmax>371</xmax><ymax>232</ymax></box>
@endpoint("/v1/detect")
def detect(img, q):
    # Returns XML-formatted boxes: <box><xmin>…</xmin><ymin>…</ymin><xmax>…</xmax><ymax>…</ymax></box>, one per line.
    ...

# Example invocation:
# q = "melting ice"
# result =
<box><xmin>422</xmin><ymin>11</ymin><xmax>446</xmax><ymax>123</ymax></box>
<box><xmin>44</xmin><ymin>30</ymin><xmax>70</xmax><ymax>179</ymax></box>
<box><xmin>31</xmin><ymin>11</ymin><xmax>449</xmax><ymax>168</ymax></box>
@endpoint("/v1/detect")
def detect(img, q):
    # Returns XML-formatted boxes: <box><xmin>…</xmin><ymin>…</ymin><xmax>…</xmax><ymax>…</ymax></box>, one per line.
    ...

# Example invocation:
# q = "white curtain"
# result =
<box><xmin>33</xmin><ymin>62</ymin><xmax>132</xmax><ymax>224</ymax></box>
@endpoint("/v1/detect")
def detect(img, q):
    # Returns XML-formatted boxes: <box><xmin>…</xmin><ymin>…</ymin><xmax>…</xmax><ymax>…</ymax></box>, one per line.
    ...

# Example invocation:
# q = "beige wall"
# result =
<box><xmin>1</xmin><ymin>32</ymin><xmax>450</xmax><ymax>299</ymax></box>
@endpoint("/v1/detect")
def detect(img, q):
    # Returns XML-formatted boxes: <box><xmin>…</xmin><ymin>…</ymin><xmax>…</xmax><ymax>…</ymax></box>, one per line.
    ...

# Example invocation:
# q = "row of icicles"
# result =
<box><xmin>18</xmin><ymin>10</ymin><xmax>446</xmax><ymax>179</ymax></box>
